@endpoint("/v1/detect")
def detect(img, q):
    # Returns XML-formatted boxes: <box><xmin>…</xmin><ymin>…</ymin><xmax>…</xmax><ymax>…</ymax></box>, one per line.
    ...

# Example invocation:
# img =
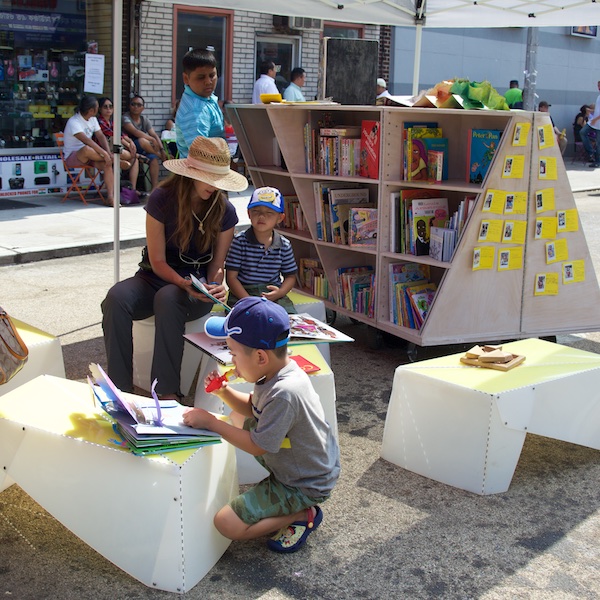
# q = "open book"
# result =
<box><xmin>88</xmin><ymin>364</ymin><xmax>221</xmax><ymax>454</ymax></box>
<box><xmin>185</xmin><ymin>312</ymin><xmax>353</xmax><ymax>365</ymax></box>
<box><xmin>189</xmin><ymin>274</ymin><xmax>231</xmax><ymax>312</ymax></box>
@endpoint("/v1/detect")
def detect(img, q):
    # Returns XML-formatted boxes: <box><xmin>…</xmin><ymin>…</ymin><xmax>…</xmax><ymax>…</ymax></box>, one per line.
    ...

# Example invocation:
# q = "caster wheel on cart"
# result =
<box><xmin>367</xmin><ymin>326</ymin><xmax>384</xmax><ymax>350</ymax></box>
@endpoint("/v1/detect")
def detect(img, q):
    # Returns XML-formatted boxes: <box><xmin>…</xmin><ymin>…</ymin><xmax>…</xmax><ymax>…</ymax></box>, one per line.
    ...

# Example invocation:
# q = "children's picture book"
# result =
<box><xmin>411</xmin><ymin>197</ymin><xmax>449</xmax><ymax>256</ymax></box>
<box><xmin>428</xmin><ymin>226</ymin><xmax>445</xmax><ymax>261</ymax></box>
<box><xmin>399</xmin><ymin>189</ymin><xmax>441</xmax><ymax>254</ymax></box>
<box><xmin>466</xmin><ymin>129</ymin><xmax>502</xmax><ymax>184</ymax></box>
<box><xmin>427</xmin><ymin>150</ymin><xmax>444</xmax><ymax>183</ymax></box>
<box><xmin>359</xmin><ymin>120</ymin><xmax>380</xmax><ymax>179</ymax></box>
<box><xmin>349</xmin><ymin>207</ymin><xmax>378</xmax><ymax>247</ymax></box>
<box><xmin>388</xmin><ymin>262</ymin><xmax>431</xmax><ymax>322</ymax></box>
<box><xmin>185</xmin><ymin>314</ymin><xmax>354</xmax><ymax>365</ymax></box>
<box><xmin>406</xmin><ymin>127</ymin><xmax>443</xmax><ymax>181</ymax></box>
<box><xmin>190</xmin><ymin>274</ymin><xmax>231</xmax><ymax>312</ymax></box>
<box><xmin>328</xmin><ymin>186</ymin><xmax>370</xmax><ymax>244</ymax></box>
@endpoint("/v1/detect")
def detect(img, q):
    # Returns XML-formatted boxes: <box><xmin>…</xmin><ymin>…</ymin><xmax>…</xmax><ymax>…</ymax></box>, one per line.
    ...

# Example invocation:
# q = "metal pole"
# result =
<box><xmin>412</xmin><ymin>23</ymin><xmax>423</xmax><ymax>97</ymax></box>
<box><xmin>523</xmin><ymin>27</ymin><xmax>538</xmax><ymax>112</ymax></box>
<box><xmin>112</xmin><ymin>0</ymin><xmax>123</xmax><ymax>282</ymax></box>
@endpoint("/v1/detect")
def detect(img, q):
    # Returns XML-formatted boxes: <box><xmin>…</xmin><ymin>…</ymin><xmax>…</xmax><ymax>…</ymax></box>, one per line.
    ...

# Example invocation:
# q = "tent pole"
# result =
<box><xmin>412</xmin><ymin>23</ymin><xmax>423</xmax><ymax>97</ymax></box>
<box><xmin>112</xmin><ymin>0</ymin><xmax>123</xmax><ymax>283</ymax></box>
<box><xmin>523</xmin><ymin>27</ymin><xmax>538</xmax><ymax>112</ymax></box>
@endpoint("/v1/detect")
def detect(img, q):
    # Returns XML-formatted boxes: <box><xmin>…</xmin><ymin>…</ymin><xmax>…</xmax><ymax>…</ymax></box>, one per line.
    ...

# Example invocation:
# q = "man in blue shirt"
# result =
<box><xmin>283</xmin><ymin>68</ymin><xmax>306</xmax><ymax>102</ymax></box>
<box><xmin>176</xmin><ymin>48</ymin><xmax>224</xmax><ymax>158</ymax></box>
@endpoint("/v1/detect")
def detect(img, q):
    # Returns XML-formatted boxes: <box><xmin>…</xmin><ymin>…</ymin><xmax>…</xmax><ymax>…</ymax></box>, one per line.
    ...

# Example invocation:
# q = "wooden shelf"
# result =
<box><xmin>228</xmin><ymin>104</ymin><xmax>600</xmax><ymax>346</ymax></box>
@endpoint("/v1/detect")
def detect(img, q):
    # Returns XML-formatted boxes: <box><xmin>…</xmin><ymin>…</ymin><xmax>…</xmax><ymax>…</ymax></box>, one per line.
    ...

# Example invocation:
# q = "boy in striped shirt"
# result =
<box><xmin>226</xmin><ymin>187</ymin><xmax>298</xmax><ymax>313</ymax></box>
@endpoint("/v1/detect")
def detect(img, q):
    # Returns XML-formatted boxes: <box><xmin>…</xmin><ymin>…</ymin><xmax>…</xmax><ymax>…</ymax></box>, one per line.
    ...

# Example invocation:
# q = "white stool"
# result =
<box><xmin>0</xmin><ymin>375</ymin><xmax>237</xmax><ymax>593</ymax></box>
<box><xmin>132</xmin><ymin>315</ymin><xmax>209</xmax><ymax>395</ymax></box>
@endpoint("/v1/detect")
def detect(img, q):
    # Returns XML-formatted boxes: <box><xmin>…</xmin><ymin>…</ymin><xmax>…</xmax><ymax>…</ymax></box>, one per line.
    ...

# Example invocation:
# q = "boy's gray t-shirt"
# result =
<box><xmin>250</xmin><ymin>361</ymin><xmax>340</xmax><ymax>498</ymax></box>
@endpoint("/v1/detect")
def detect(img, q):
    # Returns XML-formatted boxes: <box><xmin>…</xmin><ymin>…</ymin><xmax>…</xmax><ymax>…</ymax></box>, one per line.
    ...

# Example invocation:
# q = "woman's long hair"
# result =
<box><xmin>159</xmin><ymin>173</ymin><xmax>225</xmax><ymax>254</ymax></box>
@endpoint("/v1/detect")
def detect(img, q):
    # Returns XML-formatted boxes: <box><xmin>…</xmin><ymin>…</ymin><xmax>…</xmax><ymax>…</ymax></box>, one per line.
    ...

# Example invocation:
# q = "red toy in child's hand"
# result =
<box><xmin>205</xmin><ymin>369</ymin><xmax>236</xmax><ymax>393</ymax></box>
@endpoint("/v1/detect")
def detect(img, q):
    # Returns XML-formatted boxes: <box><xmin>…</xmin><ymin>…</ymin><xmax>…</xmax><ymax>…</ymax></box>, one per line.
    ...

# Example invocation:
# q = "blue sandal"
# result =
<box><xmin>267</xmin><ymin>506</ymin><xmax>323</xmax><ymax>553</ymax></box>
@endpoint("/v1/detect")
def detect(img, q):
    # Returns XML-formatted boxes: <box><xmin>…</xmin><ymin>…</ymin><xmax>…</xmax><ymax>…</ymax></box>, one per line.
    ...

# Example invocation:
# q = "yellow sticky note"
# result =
<box><xmin>562</xmin><ymin>260</ymin><xmax>585</xmax><ymax>284</ymax></box>
<box><xmin>534</xmin><ymin>217</ymin><xmax>558</xmax><ymax>240</ymax></box>
<box><xmin>538</xmin><ymin>156</ymin><xmax>558</xmax><ymax>180</ymax></box>
<box><xmin>557</xmin><ymin>209</ymin><xmax>579</xmax><ymax>232</ymax></box>
<box><xmin>498</xmin><ymin>247</ymin><xmax>524</xmax><ymax>271</ymax></box>
<box><xmin>512</xmin><ymin>122</ymin><xmax>530</xmax><ymax>147</ymax></box>
<box><xmin>545</xmin><ymin>238</ymin><xmax>569</xmax><ymax>264</ymax></box>
<box><xmin>482</xmin><ymin>189</ymin><xmax>505</xmax><ymax>214</ymax></box>
<box><xmin>478</xmin><ymin>219</ymin><xmax>503</xmax><ymax>242</ymax></box>
<box><xmin>534</xmin><ymin>188</ymin><xmax>556</xmax><ymax>213</ymax></box>
<box><xmin>502</xmin><ymin>220</ymin><xmax>527</xmax><ymax>244</ymax></box>
<box><xmin>537</xmin><ymin>124</ymin><xmax>555</xmax><ymax>149</ymax></box>
<box><xmin>504</xmin><ymin>191</ymin><xmax>527</xmax><ymax>215</ymax></box>
<box><xmin>501</xmin><ymin>155</ymin><xmax>525</xmax><ymax>179</ymax></box>
<box><xmin>472</xmin><ymin>246</ymin><xmax>495</xmax><ymax>271</ymax></box>
<box><xmin>534</xmin><ymin>273</ymin><xmax>559</xmax><ymax>296</ymax></box>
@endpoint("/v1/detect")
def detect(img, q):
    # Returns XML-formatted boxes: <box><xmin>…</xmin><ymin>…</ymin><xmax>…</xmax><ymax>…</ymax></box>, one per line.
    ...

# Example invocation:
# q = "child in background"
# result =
<box><xmin>226</xmin><ymin>186</ymin><xmax>298</xmax><ymax>313</ymax></box>
<box><xmin>176</xmin><ymin>48</ymin><xmax>224</xmax><ymax>158</ymax></box>
<box><xmin>182</xmin><ymin>296</ymin><xmax>340</xmax><ymax>553</ymax></box>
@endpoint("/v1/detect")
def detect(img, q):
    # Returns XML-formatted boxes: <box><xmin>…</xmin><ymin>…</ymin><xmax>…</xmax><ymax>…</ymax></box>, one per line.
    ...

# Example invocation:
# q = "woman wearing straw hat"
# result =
<box><xmin>101</xmin><ymin>136</ymin><xmax>248</xmax><ymax>399</ymax></box>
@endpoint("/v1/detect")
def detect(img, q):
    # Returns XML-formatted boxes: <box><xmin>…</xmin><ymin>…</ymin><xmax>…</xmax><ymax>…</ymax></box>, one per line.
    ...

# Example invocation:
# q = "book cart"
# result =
<box><xmin>226</xmin><ymin>103</ymin><xmax>600</xmax><ymax>347</ymax></box>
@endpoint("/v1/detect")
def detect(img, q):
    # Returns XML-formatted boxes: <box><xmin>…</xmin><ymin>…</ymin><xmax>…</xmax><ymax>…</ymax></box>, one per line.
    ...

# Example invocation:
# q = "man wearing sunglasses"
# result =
<box><xmin>123</xmin><ymin>94</ymin><xmax>166</xmax><ymax>192</ymax></box>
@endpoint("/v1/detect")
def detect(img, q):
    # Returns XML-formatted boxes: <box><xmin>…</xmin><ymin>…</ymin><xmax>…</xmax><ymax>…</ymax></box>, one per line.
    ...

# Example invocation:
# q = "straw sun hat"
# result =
<box><xmin>163</xmin><ymin>136</ymin><xmax>249</xmax><ymax>192</ymax></box>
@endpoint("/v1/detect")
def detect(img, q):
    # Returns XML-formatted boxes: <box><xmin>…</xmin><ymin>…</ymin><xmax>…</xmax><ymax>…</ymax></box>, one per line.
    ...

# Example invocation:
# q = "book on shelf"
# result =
<box><xmin>466</xmin><ymin>129</ymin><xmax>502</xmax><ymax>184</ymax></box>
<box><xmin>428</xmin><ymin>226</ymin><xmax>457</xmax><ymax>262</ymax></box>
<box><xmin>388</xmin><ymin>262</ymin><xmax>431</xmax><ymax>323</ymax></box>
<box><xmin>407</xmin><ymin>282</ymin><xmax>438</xmax><ymax>329</ymax></box>
<box><xmin>328</xmin><ymin>186</ymin><xmax>371</xmax><ymax>244</ymax></box>
<box><xmin>185</xmin><ymin>313</ymin><xmax>354</xmax><ymax>365</ymax></box>
<box><xmin>405</xmin><ymin>126</ymin><xmax>443</xmax><ymax>181</ymax></box>
<box><xmin>410</xmin><ymin>197</ymin><xmax>449</xmax><ymax>256</ymax></box>
<box><xmin>359</xmin><ymin>120</ymin><xmax>380</xmax><ymax>179</ymax></box>
<box><xmin>396</xmin><ymin>189</ymin><xmax>441</xmax><ymax>255</ymax></box>
<box><xmin>349</xmin><ymin>207</ymin><xmax>378</xmax><ymax>247</ymax></box>
<box><xmin>427</xmin><ymin>149</ymin><xmax>444</xmax><ymax>183</ymax></box>
<box><xmin>314</xmin><ymin>181</ymin><xmax>362</xmax><ymax>242</ymax></box>
<box><xmin>299</xmin><ymin>257</ymin><xmax>328</xmax><ymax>299</ymax></box>
<box><xmin>336</xmin><ymin>265</ymin><xmax>376</xmax><ymax>317</ymax></box>
<box><xmin>282</xmin><ymin>194</ymin><xmax>309</xmax><ymax>232</ymax></box>
<box><xmin>402</xmin><ymin>121</ymin><xmax>438</xmax><ymax>179</ymax></box>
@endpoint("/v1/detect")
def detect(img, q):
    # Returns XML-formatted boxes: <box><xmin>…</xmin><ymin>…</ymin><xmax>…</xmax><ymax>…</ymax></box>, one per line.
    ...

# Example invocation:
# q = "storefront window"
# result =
<box><xmin>256</xmin><ymin>35</ymin><xmax>301</xmax><ymax>95</ymax></box>
<box><xmin>174</xmin><ymin>9</ymin><xmax>232</xmax><ymax>103</ymax></box>
<box><xmin>0</xmin><ymin>0</ymin><xmax>113</xmax><ymax>151</ymax></box>
<box><xmin>323</xmin><ymin>24</ymin><xmax>364</xmax><ymax>39</ymax></box>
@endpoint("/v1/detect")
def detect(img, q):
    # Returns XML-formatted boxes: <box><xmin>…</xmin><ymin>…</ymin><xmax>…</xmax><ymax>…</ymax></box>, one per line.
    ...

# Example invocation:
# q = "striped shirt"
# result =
<box><xmin>176</xmin><ymin>86</ymin><xmax>224</xmax><ymax>158</ymax></box>
<box><xmin>225</xmin><ymin>228</ymin><xmax>297</xmax><ymax>285</ymax></box>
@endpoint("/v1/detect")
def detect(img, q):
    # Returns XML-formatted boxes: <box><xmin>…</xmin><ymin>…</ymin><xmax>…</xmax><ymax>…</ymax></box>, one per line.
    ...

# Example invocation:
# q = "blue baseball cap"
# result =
<box><xmin>247</xmin><ymin>186</ymin><xmax>284</xmax><ymax>213</ymax></box>
<box><xmin>205</xmin><ymin>296</ymin><xmax>290</xmax><ymax>349</ymax></box>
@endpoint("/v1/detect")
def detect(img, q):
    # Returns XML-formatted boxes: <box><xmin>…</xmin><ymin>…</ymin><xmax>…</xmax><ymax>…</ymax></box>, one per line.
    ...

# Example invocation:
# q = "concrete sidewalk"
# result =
<box><xmin>0</xmin><ymin>163</ymin><xmax>598</xmax><ymax>266</ymax></box>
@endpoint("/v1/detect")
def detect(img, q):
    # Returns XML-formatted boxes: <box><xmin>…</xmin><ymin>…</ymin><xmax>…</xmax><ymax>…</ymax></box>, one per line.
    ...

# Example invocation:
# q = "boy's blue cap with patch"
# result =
<box><xmin>247</xmin><ymin>186</ymin><xmax>284</xmax><ymax>213</ymax></box>
<box><xmin>205</xmin><ymin>296</ymin><xmax>290</xmax><ymax>349</ymax></box>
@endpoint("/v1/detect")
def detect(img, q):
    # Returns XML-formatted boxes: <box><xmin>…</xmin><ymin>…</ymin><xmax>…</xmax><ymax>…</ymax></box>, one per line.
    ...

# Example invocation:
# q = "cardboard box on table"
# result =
<box><xmin>381</xmin><ymin>338</ymin><xmax>600</xmax><ymax>495</ymax></box>
<box><xmin>0</xmin><ymin>376</ymin><xmax>237</xmax><ymax>594</ymax></box>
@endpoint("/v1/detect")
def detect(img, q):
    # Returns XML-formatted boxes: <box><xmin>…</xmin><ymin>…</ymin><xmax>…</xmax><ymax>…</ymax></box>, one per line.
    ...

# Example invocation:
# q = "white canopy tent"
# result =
<box><xmin>110</xmin><ymin>0</ymin><xmax>600</xmax><ymax>279</ymax></box>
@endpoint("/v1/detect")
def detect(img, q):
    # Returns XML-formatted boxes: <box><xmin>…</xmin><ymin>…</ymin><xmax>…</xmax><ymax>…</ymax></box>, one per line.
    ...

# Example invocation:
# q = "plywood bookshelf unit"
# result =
<box><xmin>227</xmin><ymin>104</ymin><xmax>600</xmax><ymax>346</ymax></box>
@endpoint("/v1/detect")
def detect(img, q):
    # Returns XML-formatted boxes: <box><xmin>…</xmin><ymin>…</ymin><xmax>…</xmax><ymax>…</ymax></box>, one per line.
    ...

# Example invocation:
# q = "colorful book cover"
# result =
<box><xmin>290</xmin><ymin>354</ymin><xmax>321</xmax><ymax>374</ymax></box>
<box><xmin>402</xmin><ymin>122</ymin><xmax>438</xmax><ymax>179</ymax></box>
<box><xmin>399</xmin><ymin>189</ymin><xmax>440</xmax><ymax>254</ymax></box>
<box><xmin>427</xmin><ymin>150</ymin><xmax>444</xmax><ymax>183</ymax></box>
<box><xmin>328</xmin><ymin>187</ymin><xmax>370</xmax><ymax>244</ymax></box>
<box><xmin>349</xmin><ymin>207</ymin><xmax>378</xmax><ymax>247</ymax></box>
<box><xmin>466</xmin><ymin>129</ymin><xmax>502</xmax><ymax>184</ymax></box>
<box><xmin>409</xmin><ymin>285</ymin><xmax>437</xmax><ymax>329</ymax></box>
<box><xmin>411</xmin><ymin>197</ymin><xmax>449</xmax><ymax>256</ymax></box>
<box><xmin>359</xmin><ymin>120</ymin><xmax>380</xmax><ymax>179</ymax></box>
<box><xmin>388</xmin><ymin>263</ymin><xmax>431</xmax><ymax>322</ymax></box>
<box><xmin>406</xmin><ymin>127</ymin><xmax>442</xmax><ymax>181</ymax></box>
<box><xmin>428</xmin><ymin>226</ymin><xmax>445</xmax><ymax>261</ymax></box>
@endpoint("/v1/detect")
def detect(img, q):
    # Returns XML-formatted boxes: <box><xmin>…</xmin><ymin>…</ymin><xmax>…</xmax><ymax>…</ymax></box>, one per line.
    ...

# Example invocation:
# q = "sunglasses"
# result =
<box><xmin>102</xmin><ymin>104</ymin><xmax>113</xmax><ymax>109</ymax></box>
<box><xmin>130</xmin><ymin>102</ymin><xmax>143</xmax><ymax>107</ymax></box>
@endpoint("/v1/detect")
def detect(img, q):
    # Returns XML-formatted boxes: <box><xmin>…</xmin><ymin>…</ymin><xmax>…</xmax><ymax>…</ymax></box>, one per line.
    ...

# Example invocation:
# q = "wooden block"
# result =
<box><xmin>478</xmin><ymin>350</ymin><xmax>514</xmax><ymax>363</ymax></box>
<box><xmin>482</xmin><ymin>344</ymin><xmax>503</xmax><ymax>352</ymax></box>
<box><xmin>465</xmin><ymin>345</ymin><xmax>484</xmax><ymax>359</ymax></box>
<box><xmin>460</xmin><ymin>354</ymin><xmax>526</xmax><ymax>371</ymax></box>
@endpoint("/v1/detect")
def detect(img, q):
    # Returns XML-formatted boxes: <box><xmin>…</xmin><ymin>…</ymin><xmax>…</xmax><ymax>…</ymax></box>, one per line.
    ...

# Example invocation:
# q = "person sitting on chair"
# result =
<box><xmin>97</xmin><ymin>97</ymin><xmax>139</xmax><ymax>193</ymax></box>
<box><xmin>62</xmin><ymin>95</ymin><xmax>115</xmax><ymax>206</ymax></box>
<box><xmin>122</xmin><ymin>95</ymin><xmax>167</xmax><ymax>192</ymax></box>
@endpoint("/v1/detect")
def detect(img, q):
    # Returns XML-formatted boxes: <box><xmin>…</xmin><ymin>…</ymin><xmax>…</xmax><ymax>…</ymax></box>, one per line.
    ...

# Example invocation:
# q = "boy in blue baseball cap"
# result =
<box><xmin>182</xmin><ymin>296</ymin><xmax>340</xmax><ymax>553</ymax></box>
<box><xmin>225</xmin><ymin>186</ymin><xmax>298</xmax><ymax>313</ymax></box>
